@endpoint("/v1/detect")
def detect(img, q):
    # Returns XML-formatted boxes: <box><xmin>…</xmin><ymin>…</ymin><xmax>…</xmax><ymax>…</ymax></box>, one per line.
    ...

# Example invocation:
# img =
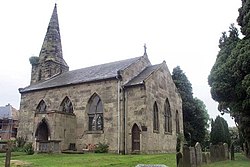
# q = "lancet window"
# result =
<box><xmin>164</xmin><ymin>98</ymin><xmax>172</xmax><ymax>133</ymax></box>
<box><xmin>88</xmin><ymin>94</ymin><xmax>103</xmax><ymax>131</ymax></box>
<box><xmin>60</xmin><ymin>96</ymin><xmax>73</xmax><ymax>113</ymax></box>
<box><xmin>153</xmin><ymin>102</ymin><xmax>159</xmax><ymax>132</ymax></box>
<box><xmin>36</xmin><ymin>100</ymin><xmax>47</xmax><ymax>113</ymax></box>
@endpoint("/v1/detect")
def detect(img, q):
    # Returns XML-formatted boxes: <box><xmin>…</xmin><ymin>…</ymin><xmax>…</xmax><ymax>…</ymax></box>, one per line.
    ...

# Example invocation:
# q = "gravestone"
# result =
<box><xmin>210</xmin><ymin>143</ymin><xmax>229</xmax><ymax>162</ymax></box>
<box><xmin>223</xmin><ymin>143</ymin><xmax>229</xmax><ymax>160</ymax></box>
<box><xmin>231</xmin><ymin>143</ymin><xmax>235</xmax><ymax>160</ymax></box>
<box><xmin>210</xmin><ymin>144</ymin><xmax>217</xmax><ymax>162</ymax></box>
<box><xmin>195</xmin><ymin>142</ymin><xmax>202</xmax><ymax>167</ymax></box>
<box><xmin>206</xmin><ymin>152</ymin><xmax>211</xmax><ymax>164</ymax></box>
<box><xmin>183</xmin><ymin>146</ymin><xmax>196</xmax><ymax>167</ymax></box>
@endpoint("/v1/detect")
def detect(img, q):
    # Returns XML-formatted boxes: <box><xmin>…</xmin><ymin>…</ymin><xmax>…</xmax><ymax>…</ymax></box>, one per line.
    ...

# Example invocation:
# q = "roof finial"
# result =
<box><xmin>144</xmin><ymin>43</ymin><xmax>147</xmax><ymax>56</ymax></box>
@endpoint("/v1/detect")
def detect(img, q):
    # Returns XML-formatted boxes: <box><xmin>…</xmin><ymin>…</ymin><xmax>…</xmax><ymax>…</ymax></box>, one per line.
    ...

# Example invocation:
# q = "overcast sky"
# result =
<box><xmin>0</xmin><ymin>0</ymin><xmax>242</xmax><ymax>127</ymax></box>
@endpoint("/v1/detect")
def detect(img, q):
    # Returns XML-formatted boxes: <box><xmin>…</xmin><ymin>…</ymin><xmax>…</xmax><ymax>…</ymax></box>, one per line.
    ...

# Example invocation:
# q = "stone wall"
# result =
<box><xmin>34</xmin><ymin>112</ymin><xmax>76</xmax><ymax>150</ymax></box>
<box><xmin>19</xmin><ymin>56</ymin><xmax>183</xmax><ymax>154</ymax></box>
<box><xmin>144</xmin><ymin>63</ymin><xmax>183</xmax><ymax>153</ymax></box>
<box><xmin>120</xmin><ymin>55</ymin><xmax>151</xmax><ymax>85</ymax></box>
<box><xmin>31</xmin><ymin>60</ymin><xmax>69</xmax><ymax>85</ymax></box>
<box><xmin>125</xmin><ymin>62</ymin><xmax>183</xmax><ymax>154</ymax></box>
<box><xmin>18</xmin><ymin>79</ymin><xmax>120</xmax><ymax>152</ymax></box>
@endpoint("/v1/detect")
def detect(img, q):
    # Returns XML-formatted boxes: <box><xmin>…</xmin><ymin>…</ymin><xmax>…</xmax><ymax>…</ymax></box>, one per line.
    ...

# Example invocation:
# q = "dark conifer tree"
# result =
<box><xmin>210</xmin><ymin>116</ymin><xmax>230</xmax><ymax>145</ymax></box>
<box><xmin>208</xmin><ymin>0</ymin><xmax>250</xmax><ymax>157</ymax></box>
<box><xmin>172</xmin><ymin>66</ymin><xmax>209</xmax><ymax>146</ymax></box>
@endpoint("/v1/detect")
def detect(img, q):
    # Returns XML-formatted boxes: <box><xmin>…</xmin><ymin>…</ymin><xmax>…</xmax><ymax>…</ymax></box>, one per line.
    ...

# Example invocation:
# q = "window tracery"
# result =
<box><xmin>88</xmin><ymin>94</ymin><xmax>103</xmax><ymax>131</ymax></box>
<box><xmin>36</xmin><ymin>100</ymin><xmax>47</xmax><ymax>113</ymax></box>
<box><xmin>60</xmin><ymin>96</ymin><xmax>73</xmax><ymax>113</ymax></box>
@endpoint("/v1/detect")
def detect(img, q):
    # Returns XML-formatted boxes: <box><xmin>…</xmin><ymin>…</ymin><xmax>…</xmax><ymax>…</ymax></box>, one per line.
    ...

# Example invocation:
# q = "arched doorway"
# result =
<box><xmin>35</xmin><ymin>120</ymin><xmax>49</xmax><ymax>141</ymax></box>
<box><xmin>132</xmin><ymin>124</ymin><xmax>140</xmax><ymax>152</ymax></box>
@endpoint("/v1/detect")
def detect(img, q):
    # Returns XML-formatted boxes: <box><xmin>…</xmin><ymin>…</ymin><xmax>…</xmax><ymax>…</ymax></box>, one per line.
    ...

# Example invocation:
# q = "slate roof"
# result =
<box><xmin>125</xmin><ymin>64</ymin><xmax>162</xmax><ymax>87</ymax></box>
<box><xmin>20</xmin><ymin>56</ymin><xmax>142</xmax><ymax>93</ymax></box>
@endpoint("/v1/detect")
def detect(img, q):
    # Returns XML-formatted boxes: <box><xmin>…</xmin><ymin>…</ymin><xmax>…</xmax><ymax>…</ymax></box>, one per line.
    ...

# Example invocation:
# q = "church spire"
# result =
<box><xmin>30</xmin><ymin>4</ymin><xmax>69</xmax><ymax>85</ymax></box>
<box><xmin>39</xmin><ymin>3</ymin><xmax>68</xmax><ymax>67</ymax></box>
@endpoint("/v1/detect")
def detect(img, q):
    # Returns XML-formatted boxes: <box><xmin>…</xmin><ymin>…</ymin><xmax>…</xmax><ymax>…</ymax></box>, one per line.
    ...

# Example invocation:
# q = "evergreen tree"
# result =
<box><xmin>192</xmin><ymin>98</ymin><xmax>210</xmax><ymax>146</ymax></box>
<box><xmin>172</xmin><ymin>66</ymin><xmax>209</xmax><ymax>146</ymax></box>
<box><xmin>210</xmin><ymin>116</ymin><xmax>230</xmax><ymax>145</ymax></box>
<box><xmin>208</xmin><ymin>0</ymin><xmax>250</xmax><ymax>157</ymax></box>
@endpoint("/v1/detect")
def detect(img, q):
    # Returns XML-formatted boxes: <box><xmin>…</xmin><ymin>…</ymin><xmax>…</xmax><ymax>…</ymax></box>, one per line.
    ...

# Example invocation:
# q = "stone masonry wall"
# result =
<box><xmin>125</xmin><ymin>86</ymin><xmax>147</xmax><ymax>153</ymax></box>
<box><xmin>120</xmin><ymin>55</ymin><xmax>151</xmax><ymax>85</ymax></box>
<box><xmin>18</xmin><ymin>79</ymin><xmax>120</xmax><ymax>152</ymax></box>
<box><xmin>145</xmin><ymin>62</ymin><xmax>183</xmax><ymax>153</ymax></box>
<box><xmin>125</xmin><ymin>62</ymin><xmax>183</xmax><ymax>154</ymax></box>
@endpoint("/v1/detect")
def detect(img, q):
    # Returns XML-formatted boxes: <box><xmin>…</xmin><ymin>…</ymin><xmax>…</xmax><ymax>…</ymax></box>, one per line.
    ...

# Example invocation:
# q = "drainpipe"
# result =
<box><xmin>116</xmin><ymin>75</ymin><xmax>121</xmax><ymax>154</ymax></box>
<box><xmin>123</xmin><ymin>87</ymin><xmax>127</xmax><ymax>154</ymax></box>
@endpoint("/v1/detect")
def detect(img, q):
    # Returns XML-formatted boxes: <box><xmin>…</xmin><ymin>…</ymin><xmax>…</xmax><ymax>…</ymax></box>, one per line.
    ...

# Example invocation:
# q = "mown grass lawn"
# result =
<box><xmin>0</xmin><ymin>152</ymin><xmax>249</xmax><ymax>167</ymax></box>
<box><xmin>0</xmin><ymin>152</ymin><xmax>176</xmax><ymax>167</ymax></box>
<box><xmin>202</xmin><ymin>153</ymin><xmax>249</xmax><ymax>167</ymax></box>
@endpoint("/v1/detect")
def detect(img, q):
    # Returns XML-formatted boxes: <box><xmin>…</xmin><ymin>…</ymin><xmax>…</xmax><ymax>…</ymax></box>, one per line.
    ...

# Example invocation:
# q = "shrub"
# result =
<box><xmin>12</xmin><ymin>146</ymin><xmax>25</xmax><ymax>152</ymax></box>
<box><xmin>24</xmin><ymin>143</ymin><xmax>34</xmax><ymax>155</ymax></box>
<box><xmin>29</xmin><ymin>56</ymin><xmax>39</xmax><ymax>65</ymax></box>
<box><xmin>16</xmin><ymin>136</ymin><xmax>27</xmax><ymax>148</ymax></box>
<box><xmin>95</xmin><ymin>142</ymin><xmax>109</xmax><ymax>153</ymax></box>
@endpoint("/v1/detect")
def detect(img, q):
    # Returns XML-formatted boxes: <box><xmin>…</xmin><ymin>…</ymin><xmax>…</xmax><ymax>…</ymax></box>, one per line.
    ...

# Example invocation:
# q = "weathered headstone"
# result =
<box><xmin>223</xmin><ymin>143</ymin><xmax>229</xmax><ymax>160</ymax></box>
<box><xmin>206</xmin><ymin>152</ymin><xmax>211</xmax><ymax>164</ymax></box>
<box><xmin>195</xmin><ymin>142</ymin><xmax>202</xmax><ymax>167</ymax></box>
<box><xmin>183</xmin><ymin>146</ymin><xmax>196</xmax><ymax>167</ymax></box>
<box><xmin>210</xmin><ymin>144</ymin><xmax>219</xmax><ymax>162</ymax></box>
<box><xmin>210</xmin><ymin>143</ymin><xmax>229</xmax><ymax>162</ymax></box>
<box><xmin>230</xmin><ymin>143</ymin><xmax>235</xmax><ymax>160</ymax></box>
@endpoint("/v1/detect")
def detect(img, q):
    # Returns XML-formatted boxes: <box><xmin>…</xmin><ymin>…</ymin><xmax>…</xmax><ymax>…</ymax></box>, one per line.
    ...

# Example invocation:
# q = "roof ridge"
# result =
<box><xmin>124</xmin><ymin>63</ymin><xmax>162</xmax><ymax>87</ymax></box>
<box><xmin>19</xmin><ymin>56</ymin><xmax>143</xmax><ymax>93</ymax></box>
<box><xmin>69</xmin><ymin>56</ymin><xmax>142</xmax><ymax>72</ymax></box>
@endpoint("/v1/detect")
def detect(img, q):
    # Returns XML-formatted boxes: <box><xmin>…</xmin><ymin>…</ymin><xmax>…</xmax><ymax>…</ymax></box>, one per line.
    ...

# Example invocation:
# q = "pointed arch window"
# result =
<box><xmin>88</xmin><ymin>94</ymin><xmax>103</xmax><ymax>131</ymax></box>
<box><xmin>176</xmin><ymin>110</ymin><xmax>180</xmax><ymax>133</ymax></box>
<box><xmin>60</xmin><ymin>96</ymin><xmax>73</xmax><ymax>113</ymax></box>
<box><xmin>153</xmin><ymin>102</ymin><xmax>159</xmax><ymax>132</ymax></box>
<box><xmin>164</xmin><ymin>99</ymin><xmax>172</xmax><ymax>133</ymax></box>
<box><xmin>36</xmin><ymin>100</ymin><xmax>47</xmax><ymax>113</ymax></box>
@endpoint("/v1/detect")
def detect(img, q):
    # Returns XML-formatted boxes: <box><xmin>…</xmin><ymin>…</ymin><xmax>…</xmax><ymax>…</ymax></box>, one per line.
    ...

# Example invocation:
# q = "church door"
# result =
<box><xmin>36</xmin><ymin>121</ymin><xmax>49</xmax><ymax>141</ymax></box>
<box><xmin>132</xmin><ymin>124</ymin><xmax>140</xmax><ymax>152</ymax></box>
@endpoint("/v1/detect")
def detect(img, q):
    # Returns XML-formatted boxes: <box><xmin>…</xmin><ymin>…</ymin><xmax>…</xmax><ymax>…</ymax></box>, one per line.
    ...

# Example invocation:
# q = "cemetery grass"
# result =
<box><xmin>203</xmin><ymin>153</ymin><xmax>250</xmax><ymax>167</ymax></box>
<box><xmin>0</xmin><ymin>152</ymin><xmax>176</xmax><ymax>167</ymax></box>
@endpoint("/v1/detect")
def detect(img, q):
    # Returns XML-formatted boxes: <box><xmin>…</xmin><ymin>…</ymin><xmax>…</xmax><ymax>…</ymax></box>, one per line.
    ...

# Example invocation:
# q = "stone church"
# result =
<box><xmin>18</xmin><ymin>4</ymin><xmax>183</xmax><ymax>154</ymax></box>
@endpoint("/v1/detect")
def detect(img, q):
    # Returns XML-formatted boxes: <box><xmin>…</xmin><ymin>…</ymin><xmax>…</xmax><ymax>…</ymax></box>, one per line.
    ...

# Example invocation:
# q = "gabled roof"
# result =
<box><xmin>125</xmin><ymin>64</ymin><xmax>162</xmax><ymax>87</ymax></box>
<box><xmin>20</xmin><ymin>56</ymin><xmax>142</xmax><ymax>93</ymax></box>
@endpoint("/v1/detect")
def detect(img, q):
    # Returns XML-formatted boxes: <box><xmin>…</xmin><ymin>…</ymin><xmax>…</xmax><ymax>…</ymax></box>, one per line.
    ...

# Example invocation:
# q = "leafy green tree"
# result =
<box><xmin>208</xmin><ymin>0</ymin><xmax>250</xmax><ymax>157</ymax></box>
<box><xmin>210</xmin><ymin>116</ymin><xmax>230</xmax><ymax>145</ymax></box>
<box><xmin>172</xmin><ymin>66</ymin><xmax>209</xmax><ymax>146</ymax></box>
